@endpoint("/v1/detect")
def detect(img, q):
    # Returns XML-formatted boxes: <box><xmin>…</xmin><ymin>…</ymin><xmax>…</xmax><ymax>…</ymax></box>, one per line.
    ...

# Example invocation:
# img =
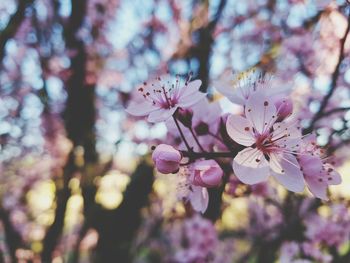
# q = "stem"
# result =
<box><xmin>181</xmin><ymin>150</ymin><xmax>234</xmax><ymax>159</ymax></box>
<box><xmin>208</xmin><ymin>131</ymin><xmax>224</xmax><ymax>143</ymax></box>
<box><xmin>189</xmin><ymin>127</ymin><xmax>206</xmax><ymax>152</ymax></box>
<box><xmin>173</xmin><ymin>116</ymin><xmax>192</xmax><ymax>151</ymax></box>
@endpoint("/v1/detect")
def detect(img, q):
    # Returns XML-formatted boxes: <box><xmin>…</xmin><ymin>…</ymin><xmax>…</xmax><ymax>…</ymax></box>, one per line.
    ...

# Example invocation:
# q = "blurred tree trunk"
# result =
<box><xmin>191</xmin><ymin>0</ymin><xmax>227</xmax><ymax>222</ymax></box>
<box><xmin>41</xmin><ymin>0</ymin><xmax>96</xmax><ymax>261</ymax></box>
<box><xmin>0</xmin><ymin>209</ymin><xmax>23</xmax><ymax>263</ymax></box>
<box><xmin>92</xmin><ymin>162</ymin><xmax>154</xmax><ymax>263</ymax></box>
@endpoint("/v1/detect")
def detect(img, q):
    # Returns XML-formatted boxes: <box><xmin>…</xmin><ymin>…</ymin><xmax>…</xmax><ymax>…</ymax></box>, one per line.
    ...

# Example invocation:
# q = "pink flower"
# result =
<box><xmin>226</xmin><ymin>91</ymin><xmax>305</xmax><ymax>192</ymax></box>
<box><xmin>126</xmin><ymin>75</ymin><xmax>205</xmax><ymax>122</ymax></box>
<box><xmin>152</xmin><ymin>144</ymin><xmax>182</xmax><ymax>174</ymax></box>
<box><xmin>177</xmin><ymin>166</ymin><xmax>209</xmax><ymax>213</ymax></box>
<box><xmin>173</xmin><ymin>215</ymin><xmax>218</xmax><ymax>262</ymax></box>
<box><xmin>215</xmin><ymin>71</ymin><xmax>289</xmax><ymax>105</ymax></box>
<box><xmin>298</xmin><ymin>154</ymin><xmax>341</xmax><ymax>200</ymax></box>
<box><xmin>190</xmin><ymin>160</ymin><xmax>223</xmax><ymax>187</ymax></box>
<box><xmin>166</xmin><ymin>98</ymin><xmax>223</xmax><ymax>151</ymax></box>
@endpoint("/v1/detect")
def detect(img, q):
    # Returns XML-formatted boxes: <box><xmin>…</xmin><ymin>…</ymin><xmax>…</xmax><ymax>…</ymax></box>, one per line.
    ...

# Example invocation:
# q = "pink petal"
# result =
<box><xmin>298</xmin><ymin>154</ymin><xmax>323</xmax><ymax>177</ymax></box>
<box><xmin>272</xmin><ymin>122</ymin><xmax>302</xmax><ymax>150</ymax></box>
<box><xmin>147</xmin><ymin>107</ymin><xmax>177</xmax><ymax>122</ymax></box>
<box><xmin>226</xmin><ymin>115</ymin><xmax>255</xmax><ymax>146</ymax></box>
<box><xmin>215</xmin><ymin>84</ymin><xmax>246</xmax><ymax>105</ymax></box>
<box><xmin>178</xmin><ymin>91</ymin><xmax>206</xmax><ymax>108</ymax></box>
<box><xmin>323</xmin><ymin>164</ymin><xmax>342</xmax><ymax>185</ymax></box>
<box><xmin>180</xmin><ymin>79</ymin><xmax>202</xmax><ymax>97</ymax></box>
<box><xmin>305</xmin><ymin>177</ymin><xmax>328</xmax><ymax>200</ymax></box>
<box><xmin>189</xmin><ymin>186</ymin><xmax>209</xmax><ymax>213</ymax></box>
<box><xmin>272</xmin><ymin>122</ymin><xmax>301</xmax><ymax>141</ymax></box>
<box><xmin>233</xmin><ymin>148</ymin><xmax>270</xmax><ymax>184</ymax></box>
<box><xmin>271</xmin><ymin>154</ymin><xmax>305</xmax><ymax>192</ymax></box>
<box><xmin>125</xmin><ymin>101</ymin><xmax>157</xmax><ymax>116</ymax></box>
<box><xmin>245</xmin><ymin>91</ymin><xmax>277</xmax><ymax>134</ymax></box>
<box><xmin>269</xmin><ymin>153</ymin><xmax>284</xmax><ymax>174</ymax></box>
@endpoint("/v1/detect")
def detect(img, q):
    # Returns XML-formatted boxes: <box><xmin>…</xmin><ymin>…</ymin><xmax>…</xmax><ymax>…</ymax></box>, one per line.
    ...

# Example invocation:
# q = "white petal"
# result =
<box><xmin>215</xmin><ymin>84</ymin><xmax>246</xmax><ymax>105</ymax></box>
<box><xmin>147</xmin><ymin>107</ymin><xmax>177</xmax><ymax>122</ymax></box>
<box><xmin>226</xmin><ymin>115</ymin><xmax>255</xmax><ymax>146</ymax></box>
<box><xmin>245</xmin><ymin>91</ymin><xmax>277</xmax><ymax>134</ymax></box>
<box><xmin>125</xmin><ymin>101</ymin><xmax>157</xmax><ymax>116</ymax></box>
<box><xmin>272</xmin><ymin>122</ymin><xmax>302</xmax><ymax>150</ymax></box>
<box><xmin>269</xmin><ymin>153</ymin><xmax>284</xmax><ymax>174</ymax></box>
<box><xmin>178</xmin><ymin>91</ymin><xmax>206</xmax><ymax>108</ymax></box>
<box><xmin>189</xmin><ymin>186</ymin><xmax>209</xmax><ymax>213</ymax></box>
<box><xmin>233</xmin><ymin>148</ymin><xmax>270</xmax><ymax>184</ymax></box>
<box><xmin>271</xmin><ymin>154</ymin><xmax>305</xmax><ymax>192</ymax></box>
<box><xmin>272</xmin><ymin>122</ymin><xmax>301</xmax><ymax>140</ymax></box>
<box><xmin>180</xmin><ymin>79</ymin><xmax>202</xmax><ymax>97</ymax></box>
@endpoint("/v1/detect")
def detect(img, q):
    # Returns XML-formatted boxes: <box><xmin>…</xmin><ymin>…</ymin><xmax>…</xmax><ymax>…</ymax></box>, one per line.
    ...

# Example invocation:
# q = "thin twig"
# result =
<box><xmin>181</xmin><ymin>150</ymin><xmax>234</xmax><ymax>159</ymax></box>
<box><xmin>304</xmin><ymin>11</ymin><xmax>350</xmax><ymax>134</ymax></box>
<box><xmin>188</xmin><ymin>127</ymin><xmax>206</xmax><ymax>152</ymax></box>
<box><xmin>173</xmin><ymin>115</ymin><xmax>193</xmax><ymax>152</ymax></box>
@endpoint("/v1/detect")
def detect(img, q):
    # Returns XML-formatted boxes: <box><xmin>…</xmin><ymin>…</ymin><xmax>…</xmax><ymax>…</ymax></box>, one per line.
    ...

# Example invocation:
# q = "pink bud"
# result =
<box><xmin>176</xmin><ymin>108</ymin><xmax>193</xmax><ymax>128</ymax></box>
<box><xmin>274</xmin><ymin>97</ymin><xmax>293</xmax><ymax>121</ymax></box>
<box><xmin>191</xmin><ymin>160</ymin><xmax>223</xmax><ymax>187</ymax></box>
<box><xmin>152</xmin><ymin>144</ymin><xmax>182</xmax><ymax>174</ymax></box>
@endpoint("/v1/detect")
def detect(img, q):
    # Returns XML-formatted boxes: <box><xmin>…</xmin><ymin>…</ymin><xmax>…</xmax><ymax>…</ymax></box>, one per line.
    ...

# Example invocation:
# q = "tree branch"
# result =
<box><xmin>304</xmin><ymin>11</ymin><xmax>350</xmax><ymax>134</ymax></box>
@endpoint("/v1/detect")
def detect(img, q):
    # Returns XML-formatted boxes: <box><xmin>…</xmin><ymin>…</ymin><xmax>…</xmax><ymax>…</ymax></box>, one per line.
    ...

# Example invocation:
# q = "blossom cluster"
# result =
<box><xmin>126</xmin><ymin>72</ymin><xmax>342</xmax><ymax>212</ymax></box>
<box><xmin>279</xmin><ymin>203</ymin><xmax>350</xmax><ymax>263</ymax></box>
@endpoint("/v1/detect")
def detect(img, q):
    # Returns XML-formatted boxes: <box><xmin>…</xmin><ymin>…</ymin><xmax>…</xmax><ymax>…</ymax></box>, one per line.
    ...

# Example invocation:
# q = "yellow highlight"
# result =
<box><xmin>64</xmin><ymin>194</ymin><xmax>83</xmax><ymax>230</ymax></box>
<box><xmin>318</xmin><ymin>205</ymin><xmax>331</xmax><ymax>218</ymax></box>
<box><xmin>31</xmin><ymin>241</ymin><xmax>43</xmax><ymax>253</ymax></box>
<box><xmin>95</xmin><ymin>171</ymin><xmax>130</xmax><ymax>210</ymax></box>
<box><xmin>221</xmin><ymin>196</ymin><xmax>248</xmax><ymax>230</ymax></box>
<box><xmin>27</xmin><ymin>180</ymin><xmax>55</xmax><ymax>214</ymax></box>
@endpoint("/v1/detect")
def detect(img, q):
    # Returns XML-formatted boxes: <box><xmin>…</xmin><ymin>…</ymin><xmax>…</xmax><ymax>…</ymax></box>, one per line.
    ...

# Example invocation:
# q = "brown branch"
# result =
<box><xmin>322</xmin><ymin>106</ymin><xmax>350</xmax><ymax>117</ymax></box>
<box><xmin>181</xmin><ymin>150</ymin><xmax>234</xmax><ymax>159</ymax></box>
<box><xmin>304</xmin><ymin>11</ymin><xmax>350</xmax><ymax>134</ymax></box>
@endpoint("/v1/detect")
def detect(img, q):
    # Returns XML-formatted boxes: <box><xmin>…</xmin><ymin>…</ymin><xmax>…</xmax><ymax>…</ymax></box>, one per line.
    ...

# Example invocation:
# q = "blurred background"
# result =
<box><xmin>1</xmin><ymin>0</ymin><xmax>350</xmax><ymax>262</ymax></box>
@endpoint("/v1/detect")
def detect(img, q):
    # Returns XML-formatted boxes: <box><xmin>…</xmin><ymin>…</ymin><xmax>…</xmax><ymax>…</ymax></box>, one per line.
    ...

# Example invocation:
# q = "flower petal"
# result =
<box><xmin>189</xmin><ymin>186</ymin><xmax>209</xmax><ymax>213</ymax></box>
<box><xmin>215</xmin><ymin>84</ymin><xmax>246</xmax><ymax>105</ymax></box>
<box><xmin>125</xmin><ymin>101</ymin><xmax>157</xmax><ymax>116</ymax></box>
<box><xmin>323</xmin><ymin>164</ymin><xmax>342</xmax><ymax>185</ymax></box>
<box><xmin>271</xmin><ymin>154</ymin><xmax>305</xmax><ymax>192</ymax></box>
<box><xmin>147</xmin><ymin>107</ymin><xmax>177</xmax><ymax>122</ymax></box>
<box><xmin>180</xmin><ymin>79</ymin><xmax>202</xmax><ymax>97</ymax></box>
<box><xmin>233</xmin><ymin>148</ymin><xmax>270</xmax><ymax>184</ymax></box>
<box><xmin>298</xmin><ymin>154</ymin><xmax>324</xmax><ymax>177</ymax></box>
<box><xmin>305</xmin><ymin>176</ymin><xmax>328</xmax><ymax>200</ymax></box>
<box><xmin>269</xmin><ymin>153</ymin><xmax>284</xmax><ymax>174</ymax></box>
<box><xmin>245</xmin><ymin>91</ymin><xmax>277</xmax><ymax>134</ymax></box>
<box><xmin>178</xmin><ymin>91</ymin><xmax>206</xmax><ymax>108</ymax></box>
<box><xmin>226</xmin><ymin>115</ymin><xmax>255</xmax><ymax>146</ymax></box>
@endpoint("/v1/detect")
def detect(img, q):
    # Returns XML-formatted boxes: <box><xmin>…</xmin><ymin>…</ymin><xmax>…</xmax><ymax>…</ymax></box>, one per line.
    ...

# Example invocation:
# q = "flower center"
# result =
<box><xmin>138</xmin><ymin>76</ymin><xmax>185</xmax><ymax>109</ymax></box>
<box><xmin>255</xmin><ymin>133</ymin><xmax>271</xmax><ymax>153</ymax></box>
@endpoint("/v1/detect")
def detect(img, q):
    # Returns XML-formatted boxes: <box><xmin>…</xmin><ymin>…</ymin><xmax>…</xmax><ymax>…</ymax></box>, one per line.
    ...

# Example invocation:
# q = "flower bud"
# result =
<box><xmin>194</xmin><ymin>122</ymin><xmax>209</xmax><ymax>135</ymax></box>
<box><xmin>152</xmin><ymin>144</ymin><xmax>182</xmax><ymax>174</ymax></box>
<box><xmin>191</xmin><ymin>160</ymin><xmax>223</xmax><ymax>187</ymax></box>
<box><xmin>176</xmin><ymin>108</ymin><xmax>193</xmax><ymax>128</ymax></box>
<box><xmin>274</xmin><ymin>97</ymin><xmax>293</xmax><ymax>121</ymax></box>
